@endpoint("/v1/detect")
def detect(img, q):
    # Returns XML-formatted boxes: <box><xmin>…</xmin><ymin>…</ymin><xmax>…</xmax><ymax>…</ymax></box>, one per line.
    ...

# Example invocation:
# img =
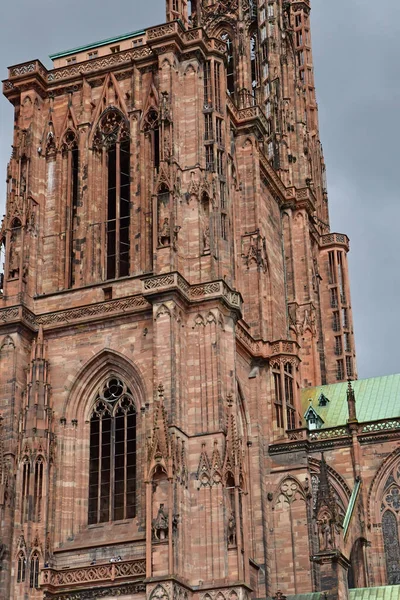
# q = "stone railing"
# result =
<box><xmin>361</xmin><ymin>419</ymin><xmax>400</xmax><ymax>434</ymax></box>
<box><xmin>41</xmin><ymin>558</ymin><xmax>145</xmax><ymax>591</ymax></box>
<box><xmin>142</xmin><ymin>272</ymin><xmax>242</xmax><ymax>311</ymax></box>
<box><xmin>320</xmin><ymin>232</ymin><xmax>350</xmax><ymax>251</ymax></box>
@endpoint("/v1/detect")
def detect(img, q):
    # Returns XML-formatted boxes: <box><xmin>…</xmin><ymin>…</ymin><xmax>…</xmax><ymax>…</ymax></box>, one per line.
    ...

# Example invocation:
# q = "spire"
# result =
<box><xmin>347</xmin><ymin>379</ymin><xmax>357</xmax><ymax>423</ymax></box>
<box><xmin>315</xmin><ymin>453</ymin><xmax>337</xmax><ymax>522</ymax></box>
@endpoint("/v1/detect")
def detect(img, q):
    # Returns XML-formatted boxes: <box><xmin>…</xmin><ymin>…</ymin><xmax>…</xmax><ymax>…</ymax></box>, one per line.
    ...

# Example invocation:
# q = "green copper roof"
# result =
<box><xmin>350</xmin><ymin>585</ymin><xmax>400</xmax><ymax>599</ymax></box>
<box><xmin>49</xmin><ymin>29</ymin><xmax>145</xmax><ymax>60</ymax></box>
<box><xmin>301</xmin><ymin>374</ymin><xmax>400</xmax><ymax>428</ymax></box>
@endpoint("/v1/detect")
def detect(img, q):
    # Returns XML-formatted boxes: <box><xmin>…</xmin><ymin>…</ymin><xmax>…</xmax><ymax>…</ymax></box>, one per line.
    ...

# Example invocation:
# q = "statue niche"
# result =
<box><xmin>152</xmin><ymin>465</ymin><xmax>170</xmax><ymax>541</ymax></box>
<box><xmin>9</xmin><ymin>218</ymin><xmax>22</xmax><ymax>280</ymax></box>
<box><xmin>157</xmin><ymin>185</ymin><xmax>171</xmax><ymax>247</ymax></box>
<box><xmin>201</xmin><ymin>192</ymin><xmax>211</xmax><ymax>255</ymax></box>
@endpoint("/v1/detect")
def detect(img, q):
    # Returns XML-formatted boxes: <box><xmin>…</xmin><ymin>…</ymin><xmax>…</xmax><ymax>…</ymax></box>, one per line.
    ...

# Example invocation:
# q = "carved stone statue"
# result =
<box><xmin>158</xmin><ymin>218</ymin><xmax>171</xmax><ymax>247</ymax></box>
<box><xmin>227</xmin><ymin>511</ymin><xmax>236</xmax><ymax>545</ymax></box>
<box><xmin>203</xmin><ymin>226</ymin><xmax>210</xmax><ymax>253</ymax></box>
<box><xmin>153</xmin><ymin>503</ymin><xmax>169</xmax><ymax>541</ymax></box>
<box><xmin>318</xmin><ymin>515</ymin><xmax>334</xmax><ymax>551</ymax></box>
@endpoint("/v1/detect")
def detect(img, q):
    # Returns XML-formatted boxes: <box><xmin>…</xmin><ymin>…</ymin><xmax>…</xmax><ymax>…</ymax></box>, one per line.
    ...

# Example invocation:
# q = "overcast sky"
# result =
<box><xmin>0</xmin><ymin>0</ymin><xmax>399</xmax><ymax>381</ymax></box>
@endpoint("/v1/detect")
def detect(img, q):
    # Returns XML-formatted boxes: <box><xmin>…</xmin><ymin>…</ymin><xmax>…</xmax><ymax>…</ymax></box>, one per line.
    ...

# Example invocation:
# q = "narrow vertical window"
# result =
<box><xmin>94</xmin><ymin>110</ymin><xmax>131</xmax><ymax>281</ymax></box>
<box><xmin>273</xmin><ymin>368</ymin><xmax>283</xmax><ymax>428</ymax></box>
<box><xmin>62</xmin><ymin>130</ymin><xmax>79</xmax><ymax>288</ymax></box>
<box><xmin>29</xmin><ymin>552</ymin><xmax>40</xmax><ymax>589</ymax></box>
<box><xmin>222</xmin><ymin>34</ymin><xmax>235</xmax><ymax>96</ymax></box>
<box><xmin>250</xmin><ymin>33</ymin><xmax>259</xmax><ymax>93</ymax></box>
<box><xmin>284</xmin><ymin>363</ymin><xmax>295</xmax><ymax>429</ymax></box>
<box><xmin>335</xmin><ymin>336</ymin><xmax>343</xmax><ymax>356</ymax></box>
<box><xmin>0</xmin><ymin>239</ymin><xmax>5</xmax><ymax>294</ymax></box>
<box><xmin>17</xmin><ymin>553</ymin><xmax>26</xmax><ymax>583</ymax></box>
<box><xmin>382</xmin><ymin>511</ymin><xmax>400</xmax><ymax>585</ymax></box>
<box><xmin>332</xmin><ymin>311</ymin><xmax>340</xmax><ymax>332</ymax></box>
<box><xmin>336</xmin><ymin>359</ymin><xmax>344</xmax><ymax>381</ymax></box>
<box><xmin>330</xmin><ymin>287</ymin><xmax>338</xmax><ymax>308</ymax></box>
<box><xmin>214</xmin><ymin>62</ymin><xmax>222</xmax><ymax>112</ymax></box>
<box><xmin>204</xmin><ymin>61</ymin><xmax>212</xmax><ymax>107</ymax></box>
<box><xmin>88</xmin><ymin>378</ymin><xmax>137</xmax><ymax>525</ymax></box>
<box><xmin>216</xmin><ymin>118</ymin><xmax>223</xmax><ymax>145</ymax></box>
<box><xmin>204</xmin><ymin>114</ymin><xmax>213</xmax><ymax>141</ymax></box>
<box><xmin>342</xmin><ymin>307</ymin><xmax>349</xmax><ymax>329</ymax></box>
<box><xmin>217</xmin><ymin>149</ymin><xmax>224</xmax><ymax>176</ymax></box>
<box><xmin>328</xmin><ymin>251</ymin><xmax>336</xmax><ymax>284</ymax></box>
<box><xmin>221</xmin><ymin>214</ymin><xmax>228</xmax><ymax>240</ymax></box>
<box><xmin>21</xmin><ymin>458</ymin><xmax>30</xmax><ymax>523</ymax></box>
<box><xmin>206</xmin><ymin>145</ymin><xmax>214</xmax><ymax>172</ymax></box>
<box><xmin>346</xmin><ymin>356</ymin><xmax>353</xmax><ymax>378</ymax></box>
<box><xmin>33</xmin><ymin>458</ymin><xmax>44</xmax><ymax>523</ymax></box>
<box><xmin>337</xmin><ymin>251</ymin><xmax>346</xmax><ymax>304</ymax></box>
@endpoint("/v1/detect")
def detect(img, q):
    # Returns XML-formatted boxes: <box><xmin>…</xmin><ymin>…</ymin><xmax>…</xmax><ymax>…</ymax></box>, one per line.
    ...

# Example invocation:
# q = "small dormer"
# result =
<box><xmin>304</xmin><ymin>406</ymin><xmax>324</xmax><ymax>430</ymax></box>
<box><xmin>318</xmin><ymin>393</ymin><xmax>329</xmax><ymax>407</ymax></box>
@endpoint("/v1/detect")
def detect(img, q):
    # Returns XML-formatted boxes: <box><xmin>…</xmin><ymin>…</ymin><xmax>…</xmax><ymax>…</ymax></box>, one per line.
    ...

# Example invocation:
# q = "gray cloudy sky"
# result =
<box><xmin>0</xmin><ymin>0</ymin><xmax>399</xmax><ymax>380</ymax></box>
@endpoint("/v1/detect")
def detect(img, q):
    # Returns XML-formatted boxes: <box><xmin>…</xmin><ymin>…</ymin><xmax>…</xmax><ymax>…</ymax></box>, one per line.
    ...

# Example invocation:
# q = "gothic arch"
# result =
<box><xmin>273</xmin><ymin>475</ymin><xmax>307</xmax><ymax>506</ymax></box>
<box><xmin>63</xmin><ymin>348</ymin><xmax>148</xmax><ymax>422</ymax></box>
<box><xmin>368</xmin><ymin>447</ymin><xmax>400</xmax><ymax>525</ymax></box>
<box><xmin>308</xmin><ymin>456</ymin><xmax>350</xmax><ymax>513</ymax></box>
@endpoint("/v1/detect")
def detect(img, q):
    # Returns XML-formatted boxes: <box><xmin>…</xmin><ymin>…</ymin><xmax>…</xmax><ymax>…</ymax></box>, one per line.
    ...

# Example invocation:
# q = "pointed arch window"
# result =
<box><xmin>33</xmin><ymin>457</ymin><xmax>44</xmax><ymax>523</ymax></box>
<box><xmin>0</xmin><ymin>238</ymin><xmax>5</xmax><ymax>294</ymax></box>
<box><xmin>94</xmin><ymin>109</ymin><xmax>131</xmax><ymax>281</ymax></box>
<box><xmin>61</xmin><ymin>130</ymin><xmax>79</xmax><ymax>288</ymax></box>
<box><xmin>88</xmin><ymin>378</ymin><xmax>137</xmax><ymax>525</ymax></box>
<box><xmin>17</xmin><ymin>552</ymin><xmax>26</xmax><ymax>583</ymax></box>
<box><xmin>250</xmin><ymin>32</ymin><xmax>260</xmax><ymax>93</ymax></box>
<box><xmin>21</xmin><ymin>457</ymin><xmax>30</xmax><ymax>523</ymax></box>
<box><xmin>144</xmin><ymin>109</ymin><xmax>160</xmax><ymax>171</ymax></box>
<box><xmin>221</xmin><ymin>33</ymin><xmax>235</xmax><ymax>96</ymax></box>
<box><xmin>9</xmin><ymin>218</ymin><xmax>22</xmax><ymax>280</ymax></box>
<box><xmin>382</xmin><ymin>511</ymin><xmax>400</xmax><ymax>584</ymax></box>
<box><xmin>29</xmin><ymin>552</ymin><xmax>40</xmax><ymax>589</ymax></box>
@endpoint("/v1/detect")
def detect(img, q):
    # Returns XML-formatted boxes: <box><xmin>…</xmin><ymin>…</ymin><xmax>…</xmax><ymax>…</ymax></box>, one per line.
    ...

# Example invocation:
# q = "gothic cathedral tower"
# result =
<box><xmin>0</xmin><ymin>1</ymin><xmax>356</xmax><ymax>599</ymax></box>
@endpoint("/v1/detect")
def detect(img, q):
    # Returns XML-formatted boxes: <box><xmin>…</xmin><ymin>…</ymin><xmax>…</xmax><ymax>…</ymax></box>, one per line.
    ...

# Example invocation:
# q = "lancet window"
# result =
<box><xmin>88</xmin><ymin>378</ymin><xmax>137</xmax><ymax>525</ymax></box>
<box><xmin>380</xmin><ymin>466</ymin><xmax>400</xmax><ymax>585</ymax></box>
<box><xmin>21</xmin><ymin>457</ymin><xmax>30</xmax><ymax>522</ymax></box>
<box><xmin>61</xmin><ymin>130</ymin><xmax>79</xmax><ymax>287</ymax></box>
<box><xmin>29</xmin><ymin>552</ymin><xmax>40</xmax><ymax>589</ymax></box>
<box><xmin>221</xmin><ymin>33</ymin><xmax>235</xmax><ymax>96</ymax></box>
<box><xmin>17</xmin><ymin>552</ymin><xmax>26</xmax><ymax>583</ymax></box>
<box><xmin>33</xmin><ymin>457</ymin><xmax>44</xmax><ymax>523</ymax></box>
<box><xmin>94</xmin><ymin>109</ymin><xmax>131</xmax><ymax>281</ymax></box>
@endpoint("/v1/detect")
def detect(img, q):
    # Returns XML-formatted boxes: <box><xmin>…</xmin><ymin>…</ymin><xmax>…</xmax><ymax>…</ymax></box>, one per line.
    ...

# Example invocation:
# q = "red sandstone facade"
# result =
<box><xmin>0</xmin><ymin>2</ymin><xmax>397</xmax><ymax>600</ymax></box>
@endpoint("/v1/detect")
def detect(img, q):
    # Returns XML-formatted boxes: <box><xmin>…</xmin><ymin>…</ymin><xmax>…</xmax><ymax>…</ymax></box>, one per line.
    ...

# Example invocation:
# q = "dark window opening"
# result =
<box><xmin>250</xmin><ymin>33</ymin><xmax>259</xmax><ymax>92</ymax></box>
<box><xmin>70</xmin><ymin>146</ymin><xmax>79</xmax><ymax>287</ymax></box>
<box><xmin>21</xmin><ymin>460</ymin><xmax>30</xmax><ymax>523</ymax></box>
<box><xmin>221</xmin><ymin>213</ymin><xmax>228</xmax><ymax>240</ymax></box>
<box><xmin>204</xmin><ymin>114</ymin><xmax>213</xmax><ymax>141</ymax></box>
<box><xmin>222</xmin><ymin>34</ymin><xmax>235</xmax><ymax>96</ymax></box>
<box><xmin>106</xmin><ymin>139</ymin><xmax>131</xmax><ymax>281</ymax></box>
<box><xmin>214</xmin><ymin>62</ymin><xmax>222</xmax><ymax>112</ymax></box>
<box><xmin>206</xmin><ymin>145</ymin><xmax>214</xmax><ymax>172</ymax></box>
<box><xmin>17</xmin><ymin>553</ymin><xmax>26</xmax><ymax>583</ymax></box>
<box><xmin>204</xmin><ymin>61</ymin><xmax>212</xmax><ymax>107</ymax></box>
<box><xmin>33</xmin><ymin>458</ymin><xmax>43</xmax><ymax>523</ymax></box>
<box><xmin>88</xmin><ymin>378</ymin><xmax>137</xmax><ymax>525</ymax></box>
<box><xmin>29</xmin><ymin>553</ymin><xmax>40</xmax><ymax>589</ymax></box>
<box><xmin>336</xmin><ymin>359</ymin><xmax>344</xmax><ymax>381</ymax></box>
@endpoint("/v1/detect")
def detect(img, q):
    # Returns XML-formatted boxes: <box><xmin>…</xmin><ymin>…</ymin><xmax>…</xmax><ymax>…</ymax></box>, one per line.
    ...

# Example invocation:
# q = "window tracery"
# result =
<box><xmin>29</xmin><ymin>551</ymin><xmax>40</xmax><ymax>589</ymax></box>
<box><xmin>380</xmin><ymin>466</ymin><xmax>400</xmax><ymax>584</ymax></box>
<box><xmin>88</xmin><ymin>377</ymin><xmax>137</xmax><ymax>525</ymax></box>
<box><xmin>61</xmin><ymin>129</ymin><xmax>79</xmax><ymax>288</ymax></box>
<box><xmin>93</xmin><ymin>109</ymin><xmax>131</xmax><ymax>281</ymax></box>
